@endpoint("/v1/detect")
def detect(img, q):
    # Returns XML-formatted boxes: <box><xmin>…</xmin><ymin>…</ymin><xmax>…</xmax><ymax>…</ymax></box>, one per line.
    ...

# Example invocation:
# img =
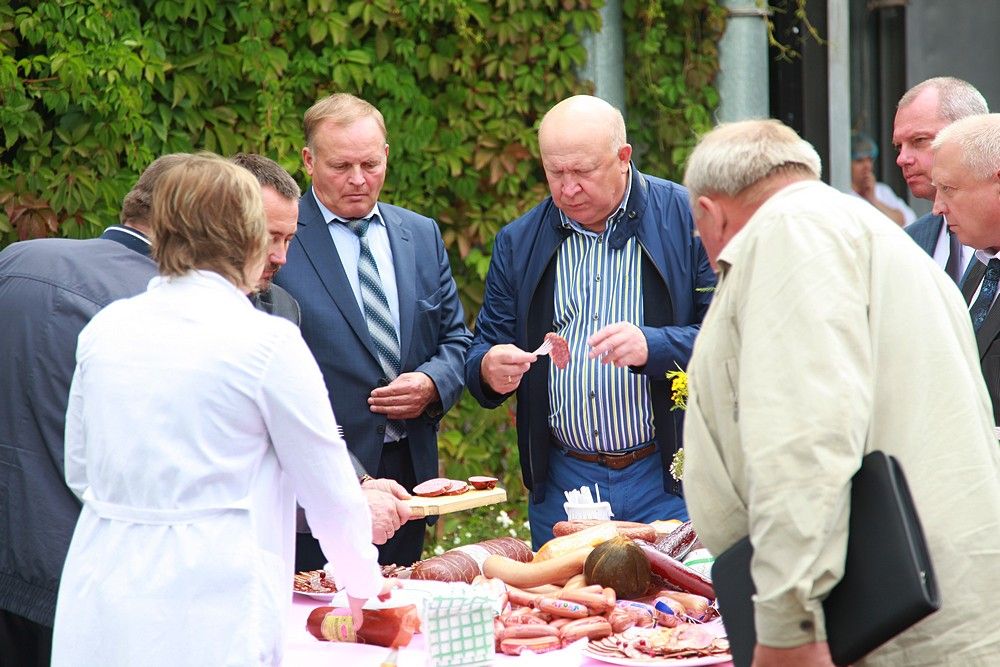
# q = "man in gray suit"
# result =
<box><xmin>0</xmin><ymin>156</ymin><xmax>175</xmax><ymax>667</ymax></box>
<box><xmin>893</xmin><ymin>77</ymin><xmax>988</xmax><ymax>283</ymax></box>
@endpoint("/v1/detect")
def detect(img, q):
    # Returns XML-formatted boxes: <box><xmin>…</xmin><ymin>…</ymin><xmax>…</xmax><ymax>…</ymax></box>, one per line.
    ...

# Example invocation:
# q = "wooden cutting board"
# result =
<box><xmin>406</xmin><ymin>487</ymin><xmax>507</xmax><ymax>518</ymax></box>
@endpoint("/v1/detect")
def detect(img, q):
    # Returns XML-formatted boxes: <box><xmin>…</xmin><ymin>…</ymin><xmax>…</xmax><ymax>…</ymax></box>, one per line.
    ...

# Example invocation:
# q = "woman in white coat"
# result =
<box><xmin>51</xmin><ymin>154</ymin><xmax>390</xmax><ymax>666</ymax></box>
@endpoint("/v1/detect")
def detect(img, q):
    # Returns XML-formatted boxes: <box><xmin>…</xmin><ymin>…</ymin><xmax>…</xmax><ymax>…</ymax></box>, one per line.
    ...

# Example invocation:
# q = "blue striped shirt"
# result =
<box><xmin>548</xmin><ymin>177</ymin><xmax>655</xmax><ymax>452</ymax></box>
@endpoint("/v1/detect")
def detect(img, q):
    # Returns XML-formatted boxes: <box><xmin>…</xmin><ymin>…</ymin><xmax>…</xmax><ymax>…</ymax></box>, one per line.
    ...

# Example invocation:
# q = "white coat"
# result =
<box><xmin>51</xmin><ymin>271</ymin><xmax>382</xmax><ymax>666</ymax></box>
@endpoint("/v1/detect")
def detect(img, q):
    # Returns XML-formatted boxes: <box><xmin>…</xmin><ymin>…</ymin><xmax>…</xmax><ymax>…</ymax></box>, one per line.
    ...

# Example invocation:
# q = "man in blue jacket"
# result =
<box><xmin>465</xmin><ymin>95</ymin><xmax>715</xmax><ymax>547</ymax></box>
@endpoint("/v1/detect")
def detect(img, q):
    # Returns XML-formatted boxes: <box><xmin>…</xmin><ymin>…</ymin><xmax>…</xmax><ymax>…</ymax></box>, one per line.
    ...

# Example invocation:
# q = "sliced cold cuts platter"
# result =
<box><xmin>583</xmin><ymin>624</ymin><xmax>731</xmax><ymax>666</ymax></box>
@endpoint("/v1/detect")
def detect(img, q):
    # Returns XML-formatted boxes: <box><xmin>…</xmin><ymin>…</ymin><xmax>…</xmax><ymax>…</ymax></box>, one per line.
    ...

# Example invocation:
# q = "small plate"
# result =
<box><xmin>293</xmin><ymin>589</ymin><xmax>338</xmax><ymax>601</ymax></box>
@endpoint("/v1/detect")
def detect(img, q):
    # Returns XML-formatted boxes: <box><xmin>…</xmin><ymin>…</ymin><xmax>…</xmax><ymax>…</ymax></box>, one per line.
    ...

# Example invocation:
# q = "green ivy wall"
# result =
<box><xmin>0</xmin><ymin>0</ymin><xmax>724</xmax><ymax>550</ymax></box>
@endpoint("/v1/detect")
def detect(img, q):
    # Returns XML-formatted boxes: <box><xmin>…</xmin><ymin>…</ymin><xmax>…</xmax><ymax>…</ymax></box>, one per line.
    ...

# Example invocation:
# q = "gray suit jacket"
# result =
<box><xmin>905</xmin><ymin>212</ymin><xmax>943</xmax><ymax>257</ymax></box>
<box><xmin>0</xmin><ymin>238</ymin><xmax>156</xmax><ymax>626</ymax></box>
<box><xmin>274</xmin><ymin>191</ymin><xmax>471</xmax><ymax>484</ymax></box>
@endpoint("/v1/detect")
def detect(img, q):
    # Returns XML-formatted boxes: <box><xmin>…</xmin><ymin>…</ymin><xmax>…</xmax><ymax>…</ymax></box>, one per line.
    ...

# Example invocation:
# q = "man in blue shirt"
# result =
<box><xmin>465</xmin><ymin>95</ymin><xmax>715</xmax><ymax>547</ymax></box>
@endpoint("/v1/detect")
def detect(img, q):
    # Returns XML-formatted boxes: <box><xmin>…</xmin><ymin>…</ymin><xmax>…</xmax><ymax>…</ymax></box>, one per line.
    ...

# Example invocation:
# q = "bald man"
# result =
<box><xmin>465</xmin><ymin>95</ymin><xmax>716</xmax><ymax>547</ymax></box>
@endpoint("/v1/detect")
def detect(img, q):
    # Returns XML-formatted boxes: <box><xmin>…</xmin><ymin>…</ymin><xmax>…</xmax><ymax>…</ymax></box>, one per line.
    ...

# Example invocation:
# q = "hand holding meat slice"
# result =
<box><xmin>480</xmin><ymin>344</ymin><xmax>536</xmax><ymax>393</ymax></box>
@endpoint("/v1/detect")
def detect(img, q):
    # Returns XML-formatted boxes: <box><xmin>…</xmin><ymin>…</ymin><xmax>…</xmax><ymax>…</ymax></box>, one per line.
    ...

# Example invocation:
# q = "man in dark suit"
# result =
<box><xmin>275</xmin><ymin>94</ymin><xmax>472</xmax><ymax>566</ymax></box>
<box><xmin>893</xmin><ymin>77</ymin><xmax>988</xmax><ymax>282</ymax></box>
<box><xmin>931</xmin><ymin>114</ymin><xmax>1000</xmax><ymax>426</ymax></box>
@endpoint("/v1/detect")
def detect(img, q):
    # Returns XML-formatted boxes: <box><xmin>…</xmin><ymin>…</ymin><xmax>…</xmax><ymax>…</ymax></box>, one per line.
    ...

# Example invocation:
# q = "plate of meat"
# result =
<box><xmin>584</xmin><ymin>624</ymin><xmax>732</xmax><ymax>665</ymax></box>
<box><xmin>293</xmin><ymin>570</ymin><xmax>338</xmax><ymax>600</ymax></box>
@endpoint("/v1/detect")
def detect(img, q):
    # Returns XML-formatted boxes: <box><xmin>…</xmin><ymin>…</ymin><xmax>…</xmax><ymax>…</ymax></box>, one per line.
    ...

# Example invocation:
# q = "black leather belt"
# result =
<box><xmin>557</xmin><ymin>441</ymin><xmax>657</xmax><ymax>471</ymax></box>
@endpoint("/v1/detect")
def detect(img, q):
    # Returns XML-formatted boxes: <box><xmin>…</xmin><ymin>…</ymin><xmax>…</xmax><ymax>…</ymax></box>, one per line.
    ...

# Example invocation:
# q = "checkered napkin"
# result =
<box><xmin>422</xmin><ymin>591</ymin><xmax>495</xmax><ymax>666</ymax></box>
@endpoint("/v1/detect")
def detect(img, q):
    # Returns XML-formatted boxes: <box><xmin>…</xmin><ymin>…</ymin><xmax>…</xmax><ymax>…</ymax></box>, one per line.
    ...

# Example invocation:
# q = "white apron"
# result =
<box><xmin>52</xmin><ymin>485</ymin><xmax>288</xmax><ymax>667</ymax></box>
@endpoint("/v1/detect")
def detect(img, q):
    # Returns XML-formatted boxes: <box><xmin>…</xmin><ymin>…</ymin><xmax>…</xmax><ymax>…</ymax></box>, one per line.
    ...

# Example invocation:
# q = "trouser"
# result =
<box><xmin>0</xmin><ymin>608</ymin><xmax>52</xmax><ymax>667</ymax></box>
<box><xmin>527</xmin><ymin>442</ymin><xmax>689</xmax><ymax>550</ymax></box>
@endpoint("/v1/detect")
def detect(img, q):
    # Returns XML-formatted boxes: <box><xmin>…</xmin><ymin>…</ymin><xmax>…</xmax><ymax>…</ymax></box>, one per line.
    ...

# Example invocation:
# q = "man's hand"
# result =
<box><xmin>361</xmin><ymin>485</ymin><xmax>412</xmax><ymax>545</ymax></box>
<box><xmin>588</xmin><ymin>322</ymin><xmax>648</xmax><ymax>368</ymax></box>
<box><xmin>752</xmin><ymin>642</ymin><xmax>835</xmax><ymax>667</ymax></box>
<box><xmin>368</xmin><ymin>372</ymin><xmax>438</xmax><ymax>419</ymax></box>
<box><xmin>481</xmin><ymin>344</ymin><xmax>536</xmax><ymax>393</ymax></box>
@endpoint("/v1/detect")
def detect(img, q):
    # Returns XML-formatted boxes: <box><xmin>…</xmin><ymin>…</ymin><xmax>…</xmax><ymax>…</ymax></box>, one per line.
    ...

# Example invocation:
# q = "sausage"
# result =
<box><xmin>506</xmin><ymin>585</ymin><xmax>542</xmax><ymax>608</ymax></box>
<box><xmin>607</xmin><ymin>607</ymin><xmax>635</xmax><ymax>633</ymax></box>
<box><xmin>500</xmin><ymin>624</ymin><xmax>560</xmax><ymax>640</ymax></box>
<box><xmin>559</xmin><ymin>616</ymin><xmax>613</xmax><ymax>644</ymax></box>
<box><xmin>552</xmin><ymin>520</ymin><xmax>657</xmax><ymax>543</ymax></box>
<box><xmin>500</xmin><ymin>635</ymin><xmax>563</xmax><ymax>655</ymax></box>
<box><xmin>504</xmin><ymin>606</ymin><xmax>549</xmax><ymax>625</ymax></box>
<box><xmin>412</xmin><ymin>537</ymin><xmax>533</xmax><ymax>583</ymax></box>
<box><xmin>556</xmin><ymin>588</ymin><xmax>612</xmax><ymax>615</ymax></box>
<box><xmin>653</xmin><ymin>521</ymin><xmax>698</xmax><ymax>560</ymax></box>
<box><xmin>535</xmin><ymin>597</ymin><xmax>590</xmax><ymax>619</ymax></box>
<box><xmin>637</xmin><ymin>541</ymin><xmax>715</xmax><ymax>599</ymax></box>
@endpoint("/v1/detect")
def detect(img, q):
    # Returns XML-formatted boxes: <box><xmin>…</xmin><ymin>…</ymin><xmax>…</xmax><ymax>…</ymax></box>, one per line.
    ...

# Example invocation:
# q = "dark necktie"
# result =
<box><xmin>944</xmin><ymin>229</ymin><xmax>963</xmax><ymax>285</ymax></box>
<box><xmin>343</xmin><ymin>217</ymin><xmax>405</xmax><ymax>441</ymax></box>
<box><xmin>970</xmin><ymin>258</ymin><xmax>1000</xmax><ymax>332</ymax></box>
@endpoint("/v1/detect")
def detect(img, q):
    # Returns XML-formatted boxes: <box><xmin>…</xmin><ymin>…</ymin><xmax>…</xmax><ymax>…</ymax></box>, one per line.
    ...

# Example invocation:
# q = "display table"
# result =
<box><xmin>284</xmin><ymin>594</ymin><xmax>735</xmax><ymax>666</ymax></box>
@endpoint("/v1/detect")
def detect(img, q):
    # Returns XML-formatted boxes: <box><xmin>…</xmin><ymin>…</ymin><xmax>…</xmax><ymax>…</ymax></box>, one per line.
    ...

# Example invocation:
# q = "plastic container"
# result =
<box><xmin>563</xmin><ymin>501</ymin><xmax>614</xmax><ymax>521</ymax></box>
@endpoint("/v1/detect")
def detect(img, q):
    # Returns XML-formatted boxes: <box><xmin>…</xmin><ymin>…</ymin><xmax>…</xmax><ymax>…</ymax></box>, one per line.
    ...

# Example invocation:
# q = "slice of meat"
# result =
<box><xmin>468</xmin><ymin>476</ymin><xmax>498</xmax><ymax>490</ymax></box>
<box><xmin>545</xmin><ymin>332</ymin><xmax>570</xmax><ymax>370</ymax></box>
<box><xmin>444</xmin><ymin>480</ymin><xmax>470</xmax><ymax>495</ymax></box>
<box><xmin>413</xmin><ymin>477</ymin><xmax>453</xmax><ymax>497</ymax></box>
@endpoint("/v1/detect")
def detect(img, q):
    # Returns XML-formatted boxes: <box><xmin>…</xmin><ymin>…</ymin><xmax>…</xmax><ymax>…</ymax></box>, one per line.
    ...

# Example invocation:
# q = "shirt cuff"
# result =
<box><xmin>754</xmin><ymin>594</ymin><xmax>827</xmax><ymax>648</ymax></box>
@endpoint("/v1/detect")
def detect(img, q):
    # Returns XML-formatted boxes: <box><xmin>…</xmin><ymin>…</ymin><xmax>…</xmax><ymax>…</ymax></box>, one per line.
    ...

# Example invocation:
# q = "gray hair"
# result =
<box><xmin>932</xmin><ymin>113</ymin><xmax>1000</xmax><ymax>181</ymax></box>
<box><xmin>230</xmin><ymin>153</ymin><xmax>301</xmax><ymax>201</ymax></box>
<box><xmin>683</xmin><ymin>119</ymin><xmax>822</xmax><ymax>207</ymax></box>
<box><xmin>898</xmin><ymin>77</ymin><xmax>989</xmax><ymax>122</ymax></box>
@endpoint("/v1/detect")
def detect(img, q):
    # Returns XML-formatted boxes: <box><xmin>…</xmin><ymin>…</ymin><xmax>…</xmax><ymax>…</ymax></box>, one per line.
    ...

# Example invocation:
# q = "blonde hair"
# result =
<box><xmin>150</xmin><ymin>153</ymin><xmax>268</xmax><ymax>291</ymax></box>
<box><xmin>932</xmin><ymin>113</ymin><xmax>1000</xmax><ymax>181</ymax></box>
<box><xmin>303</xmin><ymin>93</ymin><xmax>387</xmax><ymax>148</ymax></box>
<box><xmin>683</xmin><ymin>119</ymin><xmax>821</xmax><ymax>207</ymax></box>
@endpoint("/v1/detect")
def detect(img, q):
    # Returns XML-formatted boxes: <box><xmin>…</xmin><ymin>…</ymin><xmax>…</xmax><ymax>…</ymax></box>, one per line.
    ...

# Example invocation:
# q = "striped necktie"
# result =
<box><xmin>970</xmin><ymin>258</ymin><xmax>1000</xmax><ymax>332</ymax></box>
<box><xmin>344</xmin><ymin>216</ymin><xmax>405</xmax><ymax>441</ymax></box>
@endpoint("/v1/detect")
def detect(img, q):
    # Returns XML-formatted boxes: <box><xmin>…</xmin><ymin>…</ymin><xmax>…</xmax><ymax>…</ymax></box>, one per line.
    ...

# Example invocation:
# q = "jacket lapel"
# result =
<box><xmin>383</xmin><ymin>207</ymin><xmax>415</xmax><ymax>365</ymax></box>
<box><xmin>297</xmin><ymin>191</ymin><xmax>379</xmax><ymax>361</ymax></box>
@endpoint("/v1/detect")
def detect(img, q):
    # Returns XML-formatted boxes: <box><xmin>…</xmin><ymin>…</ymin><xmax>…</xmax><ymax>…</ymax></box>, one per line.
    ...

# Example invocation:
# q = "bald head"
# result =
<box><xmin>537</xmin><ymin>96</ymin><xmax>632</xmax><ymax>231</ymax></box>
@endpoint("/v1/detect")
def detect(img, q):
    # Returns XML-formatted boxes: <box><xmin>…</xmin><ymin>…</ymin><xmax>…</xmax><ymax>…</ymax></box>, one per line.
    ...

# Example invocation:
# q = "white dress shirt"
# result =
<box><xmin>52</xmin><ymin>270</ymin><xmax>382</xmax><ymax>666</ymax></box>
<box><xmin>314</xmin><ymin>190</ymin><xmax>401</xmax><ymax>334</ymax></box>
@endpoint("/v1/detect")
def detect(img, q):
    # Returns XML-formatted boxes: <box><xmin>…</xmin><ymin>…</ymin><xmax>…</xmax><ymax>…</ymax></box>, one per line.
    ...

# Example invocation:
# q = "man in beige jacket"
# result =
<box><xmin>682</xmin><ymin>119</ymin><xmax>1000</xmax><ymax>666</ymax></box>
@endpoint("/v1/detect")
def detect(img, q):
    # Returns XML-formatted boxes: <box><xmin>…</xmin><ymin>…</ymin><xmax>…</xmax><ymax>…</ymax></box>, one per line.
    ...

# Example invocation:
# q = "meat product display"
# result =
<box><xmin>544</xmin><ymin>332</ymin><xmax>570</xmax><ymax>369</ymax></box>
<box><xmin>552</xmin><ymin>520</ymin><xmax>657</xmax><ymax>543</ymax></box>
<box><xmin>411</xmin><ymin>536</ymin><xmax>533</xmax><ymax>583</ymax></box>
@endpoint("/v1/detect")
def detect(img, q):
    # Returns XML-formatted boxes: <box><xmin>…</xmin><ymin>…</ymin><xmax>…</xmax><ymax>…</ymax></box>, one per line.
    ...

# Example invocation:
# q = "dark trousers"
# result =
<box><xmin>294</xmin><ymin>438</ymin><xmax>427</xmax><ymax>571</ymax></box>
<box><xmin>0</xmin><ymin>609</ymin><xmax>52</xmax><ymax>667</ymax></box>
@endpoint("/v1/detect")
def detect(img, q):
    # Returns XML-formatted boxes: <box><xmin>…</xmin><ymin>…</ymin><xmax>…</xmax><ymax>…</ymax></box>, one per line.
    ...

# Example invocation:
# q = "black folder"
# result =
<box><xmin>711</xmin><ymin>451</ymin><xmax>940</xmax><ymax>666</ymax></box>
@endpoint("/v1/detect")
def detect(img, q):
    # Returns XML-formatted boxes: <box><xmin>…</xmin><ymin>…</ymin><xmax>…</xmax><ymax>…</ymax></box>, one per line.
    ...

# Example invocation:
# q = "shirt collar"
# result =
<box><xmin>311</xmin><ymin>188</ymin><xmax>383</xmax><ymax>226</ymax></box>
<box><xmin>558</xmin><ymin>166</ymin><xmax>632</xmax><ymax>237</ymax></box>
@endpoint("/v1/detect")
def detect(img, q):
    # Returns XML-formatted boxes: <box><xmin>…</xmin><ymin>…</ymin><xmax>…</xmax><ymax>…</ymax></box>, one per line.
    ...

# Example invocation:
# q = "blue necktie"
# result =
<box><xmin>344</xmin><ymin>217</ymin><xmax>405</xmax><ymax>441</ymax></box>
<box><xmin>970</xmin><ymin>258</ymin><xmax>1000</xmax><ymax>332</ymax></box>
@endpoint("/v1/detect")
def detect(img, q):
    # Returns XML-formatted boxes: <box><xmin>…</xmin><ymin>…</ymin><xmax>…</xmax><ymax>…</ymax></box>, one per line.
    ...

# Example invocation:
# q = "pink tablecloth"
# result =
<box><xmin>283</xmin><ymin>594</ymin><xmax>734</xmax><ymax>667</ymax></box>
